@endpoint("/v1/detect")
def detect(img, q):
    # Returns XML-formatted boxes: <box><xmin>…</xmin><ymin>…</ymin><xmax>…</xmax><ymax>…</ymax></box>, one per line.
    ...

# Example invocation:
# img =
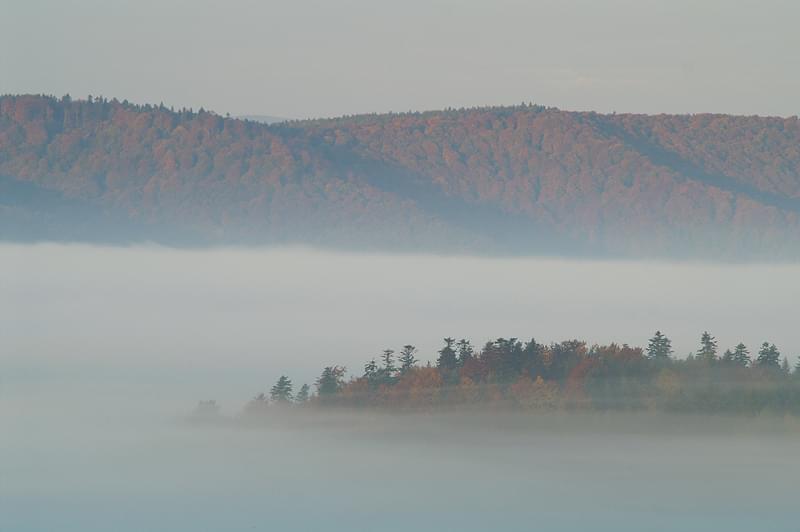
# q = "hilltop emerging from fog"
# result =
<box><xmin>235</xmin><ymin>332</ymin><xmax>800</xmax><ymax>418</ymax></box>
<box><xmin>2</xmin><ymin>94</ymin><xmax>800</xmax><ymax>258</ymax></box>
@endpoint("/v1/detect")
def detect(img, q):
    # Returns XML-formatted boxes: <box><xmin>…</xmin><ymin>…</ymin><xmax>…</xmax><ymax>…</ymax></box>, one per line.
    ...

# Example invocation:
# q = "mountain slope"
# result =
<box><xmin>1</xmin><ymin>94</ymin><xmax>799</xmax><ymax>258</ymax></box>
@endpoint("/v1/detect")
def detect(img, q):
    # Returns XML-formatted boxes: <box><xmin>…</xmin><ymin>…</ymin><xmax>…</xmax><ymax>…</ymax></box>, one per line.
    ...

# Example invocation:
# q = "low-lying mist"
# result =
<box><xmin>3</xmin><ymin>243</ymin><xmax>799</xmax><ymax>410</ymax></box>
<box><xmin>3</xmin><ymin>406</ymin><xmax>799</xmax><ymax>532</ymax></box>
<box><xmin>3</xmin><ymin>243</ymin><xmax>800</xmax><ymax>531</ymax></box>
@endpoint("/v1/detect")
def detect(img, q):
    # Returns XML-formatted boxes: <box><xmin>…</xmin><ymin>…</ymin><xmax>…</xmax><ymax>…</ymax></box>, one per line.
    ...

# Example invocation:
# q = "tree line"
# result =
<box><xmin>246</xmin><ymin>331</ymin><xmax>800</xmax><ymax>415</ymax></box>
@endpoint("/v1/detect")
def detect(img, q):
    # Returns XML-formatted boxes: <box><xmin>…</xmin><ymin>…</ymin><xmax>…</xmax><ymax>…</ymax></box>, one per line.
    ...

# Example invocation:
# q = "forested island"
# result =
<box><xmin>229</xmin><ymin>332</ymin><xmax>800</xmax><ymax>417</ymax></box>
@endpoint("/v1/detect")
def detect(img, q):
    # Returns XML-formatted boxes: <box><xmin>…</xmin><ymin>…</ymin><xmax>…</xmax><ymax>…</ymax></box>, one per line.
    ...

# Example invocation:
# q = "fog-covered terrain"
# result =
<box><xmin>4</xmin><ymin>244</ymin><xmax>800</xmax><ymax>408</ymax></box>
<box><xmin>3</xmin><ymin>407</ymin><xmax>799</xmax><ymax>532</ymax></box>
<box><xmin>6</xmin><ymin>0</ymin><xmax>800</xmax><ymax>528</ymax></box>
<box><xmin>3</xmin><ymin>244</ymin><xmax>800</xmax><ymax>531</ymax></box>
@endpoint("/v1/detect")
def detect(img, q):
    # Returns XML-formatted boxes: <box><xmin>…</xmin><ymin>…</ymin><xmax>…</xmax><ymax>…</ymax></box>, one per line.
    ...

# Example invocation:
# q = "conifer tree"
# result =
<box><xmin>697</xmin><ymin>331</ymin><xmax>718</xmax><ymax>362</ymax></box>
<box><xmin>436</xmin><ymin>337</ymin><xmax>458</xmax><ymax>370</ymax></box>
<box><xmin>295</xmin><ymin>384</ymin><xmax>310</xmax><ymax>403</ymax></box>
<box><xmin>756</xmin><ymin>343</ymin><xmax>781</xmax><ymax>369</ymax></box>
<box><xmin>315</xmin><ymin>366</ymin><xmax>346</xmax><ymax>397</ymax></box>
<box><xmin>270</xmin><ymin>375</ymin><xmax>293</xmax><ymax>403</ymax></box>
<box><xmin>646</xmin><ymin>331</ymin><xmax>673</xmax><ymax>360</ymax></box>
<box><xmin>732</xmin><ymin>343</ymin><xmax>751</xmax><ymax>367</ymax></box>
<box><xmin>381</xmin><ymin>349</ymin><xmax>396</xmax><ymax>375</ymax></box>
<box><xmin>456</xmin><ymin>339</ymin><xmax>474</xmax><ymax>365</ymax></box>
<box><xmin>380</xmin><ymin>349</ymin><xmax>397</xmax><ymax>384</ymax></box>
<box><xmin>399</xmin><ymin>345</ymin><xmax>418</xmax><ymax>374</ymax></box>
<box><xmin>364</xmin><ymin>358</ymin><xmax>379</xmax><ymax>382</ymax></box>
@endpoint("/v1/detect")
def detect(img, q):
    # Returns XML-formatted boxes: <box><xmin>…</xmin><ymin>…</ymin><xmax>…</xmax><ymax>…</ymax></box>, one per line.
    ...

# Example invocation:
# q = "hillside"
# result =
<box><xmin>2</xmin><ymin>94</ymin><xmax>799</xmax><ymax>258</ymax></box>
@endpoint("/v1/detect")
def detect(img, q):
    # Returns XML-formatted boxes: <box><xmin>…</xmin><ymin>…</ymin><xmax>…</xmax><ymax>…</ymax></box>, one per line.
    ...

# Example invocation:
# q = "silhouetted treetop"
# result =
<box><xmin>251</xmin><ymin>330</ymin><xmax>800</xmax><ymax>415</ymax></box>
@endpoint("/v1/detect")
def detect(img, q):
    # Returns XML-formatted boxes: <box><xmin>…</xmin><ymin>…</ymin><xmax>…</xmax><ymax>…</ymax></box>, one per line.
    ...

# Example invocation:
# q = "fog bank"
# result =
<box><xmin>3</xmin><ymin>408</ymin><xmax>799</xmax><ymax>532</ymax></box>
<box><xmin>4</xmin><ymin>243</ymin><xmax>800</xmax><ymax>531</ymax></box>
<box><xmin>3</xmin><ymin>243</ymin><xmax>799</xmax><ymax>412</ymax></box>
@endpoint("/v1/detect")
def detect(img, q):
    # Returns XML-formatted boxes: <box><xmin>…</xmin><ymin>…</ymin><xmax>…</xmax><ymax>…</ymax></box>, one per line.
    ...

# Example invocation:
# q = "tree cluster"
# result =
<box><xmin>249</xmin><ymin>331</ymin><xmax>800</xmax><ymax>415</ymax></box>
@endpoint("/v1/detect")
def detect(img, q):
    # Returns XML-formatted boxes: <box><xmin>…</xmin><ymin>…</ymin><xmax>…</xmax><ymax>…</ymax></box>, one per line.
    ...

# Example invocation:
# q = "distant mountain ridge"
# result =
<box><xmin>1</xmin><ymin>94</ymin><xmax>799</xmax><ymax>259</ymax></box>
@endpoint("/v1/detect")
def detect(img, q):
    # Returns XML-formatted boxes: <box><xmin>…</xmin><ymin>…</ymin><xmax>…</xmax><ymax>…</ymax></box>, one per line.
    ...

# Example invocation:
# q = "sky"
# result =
<box><xmin>2</xmin><ymin>0</ymin><xmax>799</xmax><ymax>119</ymax></box>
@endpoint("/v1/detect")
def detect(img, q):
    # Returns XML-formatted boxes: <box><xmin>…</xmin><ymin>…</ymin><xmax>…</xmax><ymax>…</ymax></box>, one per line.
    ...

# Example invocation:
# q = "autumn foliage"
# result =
<box><xmin>2</xmin><ymin>94</ymin><xmax>800</xmax><ymax>257</ymax></box>
<box><xmin>250</xmin><ymin>333</ymin><xmax>800</xmax><ymax>415</ymax></box>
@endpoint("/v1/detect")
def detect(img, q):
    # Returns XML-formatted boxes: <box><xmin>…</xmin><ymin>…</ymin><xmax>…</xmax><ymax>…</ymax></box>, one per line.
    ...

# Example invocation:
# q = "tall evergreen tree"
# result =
<box><xmin>364</xmin><ymin>358</ymin><xmax>379</xmax><ymax>382</ymax></box>
<box><xmin>315</xmin><ymin>366</ymin><xmax>346</xmax><ymax>397</ymax></box>
<box><xmin>732</xmin><ymin>343</ymin><xmax>751</xmax><ymax>367</ymax></box>
<box><xmin>722</xmin><ymin>349</ymin><xmax>735</xmax><ymax>364</ymax></box>
<box><xmin>697</xmin><ymin>331</ymin><xmax>718</xmax><ymax>362</ymax></box>
<box><xmin>379</xmin><ymin>349</ymin><xmax>398</xmax><ymax>384</ymax></box>
<box><xmin>399</xmin><ymin>345</ymin><xmax>418</xmax><ymax>374</ymax></box>
<box><xmin>436</xmin><ymin>337</ymin><xmax>458</xmax><ymax>370</ymax></box>
<box><xmin>381</xmin><ymin>349</ymin><xmax>396</xmax><ymax>374</ymax></box>
<box><xmin>646</xmin><ymin>331</ymin><xmax>673</xmax><ymax>360</ymax></box>
<box><xmin>494</xmin><ymin>337</ymin><xmax>525</xmax><ymax>383</ymax></box>
<box><xmin>270</xmin><ymin>375</ymin><xmax>293</xmax><ymax>403</ymax></box>
<box><xmin>295</xmin><ymin>384</ymin><xmax>310</xmax><ymax>403</ymax></box>
<box><xmin>781</xmin><ymin>357</ymin><xmax>791</xmax><ymax>376</ymax></box>
<box><xmin>756</xmin><ymin>343</ymin><xmax>781</xmax><ymax>369</ymax></box>
<box><xmin>456</xmin><ymin>339</ymin><xmax>474</xmax><ymax>365</ymax></box>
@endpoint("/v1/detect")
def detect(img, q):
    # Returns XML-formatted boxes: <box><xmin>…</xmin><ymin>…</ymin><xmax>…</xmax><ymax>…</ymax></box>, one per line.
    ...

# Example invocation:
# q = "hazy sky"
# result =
<box><xmin>2</xmin><ymin>0</ymin><xmax>798</xmax><ymax>119</ymax></box>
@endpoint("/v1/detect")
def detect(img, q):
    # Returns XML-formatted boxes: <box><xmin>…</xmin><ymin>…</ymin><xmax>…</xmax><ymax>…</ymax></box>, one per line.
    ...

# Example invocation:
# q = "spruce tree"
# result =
<box><xmin>456</xmin><ymin>339</ymin><xmax>474</xmax><ymax>365</ymax></box>
<box><xmin>381</xmin><ymin>349</ymin><xmax>396</xmax><ymax>374</ymax></box>
<box><xmin>436</xmin><ymin>337</ymin><xmax>458</xmax><ymax>370</ymax></box>
<box><xmin>732</xmin><ymin>343</ymin><xmax>751</xmax><ymax>367</ymax></box>
<box><xmin>646</xmin><ymin>331</ymin><xmax>673</xmax><ymax>360</ymax></box>
<box><xmin>315</xmin><ymin>366</ymin><xmax>346</xmax><ymax>397</ymax></box>
<box><xmin>295</xmin><ymin>384</ymin><xmax>310</xmax><ymax>403</ymax></box>
<box><xmin>364</xmin><ymin>358</ymin><xmax>379</xmax><ymax>383</ymax></box>
<box><xmin>270</xmin><ymin>375</ymin><xmax>293</xmax><ymax>403</ymax></box>
<box><xmin>756</xmin><ymin>343</ymin><xmax>781</xmax><ymax>369</ymax></box>
<box><xmin>380</xmin><ymin>349</ymin><xmax>397</xmax><ymax>384</ymax></box>
<box><xmin>399</xmin><ymin>345</ymin><xmax>418</xmax><ymax>374</ymax></box>
<box><xmin>697</xmin><ymin>331</ymin><xmax>718</xmax><ymax>362</ymax></box>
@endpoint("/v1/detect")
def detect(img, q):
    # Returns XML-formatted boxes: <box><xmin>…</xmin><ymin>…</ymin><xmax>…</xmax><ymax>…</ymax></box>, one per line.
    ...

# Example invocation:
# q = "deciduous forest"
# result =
<box><xmin>3</xmin><ymin>94</ymin><xmax>800</xmax><ymax>258</ymax></box>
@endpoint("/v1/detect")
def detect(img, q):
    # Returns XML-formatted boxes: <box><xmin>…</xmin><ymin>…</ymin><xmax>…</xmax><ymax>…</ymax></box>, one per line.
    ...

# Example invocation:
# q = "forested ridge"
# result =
<box><xmin>237</xmin><ymin>332</ymin><xmax>800</xmax><ymax>417</ymax></box>
<box><xmin>3</xmin><ymin>94</ymin><xmax>800</xmax><ymax>258</ymax></box>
